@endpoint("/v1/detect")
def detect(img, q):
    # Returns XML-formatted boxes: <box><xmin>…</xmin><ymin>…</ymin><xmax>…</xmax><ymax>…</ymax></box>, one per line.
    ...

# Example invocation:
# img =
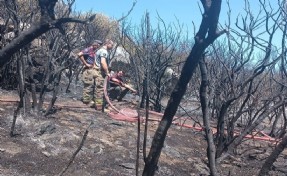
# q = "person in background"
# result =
<box><xmin>77</xmin><ymin>40</ymin><xmax>102</xmax><ymax>108</ymax></box>
<box><xmin>109</xmin><ymin>70</ymin><xmax>137</xmax><ymax>101</ymax></box>
<box><xmin>94</xmin><ymin>39</ymin><xmax>114</xmax><ymax>110</ymax></box>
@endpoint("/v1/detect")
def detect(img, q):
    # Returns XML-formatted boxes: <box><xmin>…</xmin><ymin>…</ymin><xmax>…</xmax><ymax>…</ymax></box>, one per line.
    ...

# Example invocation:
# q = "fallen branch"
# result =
<box><xmin>58</xmin><ymin>121</ymin><xmax>93</xmax><ymax>176</ymax></box>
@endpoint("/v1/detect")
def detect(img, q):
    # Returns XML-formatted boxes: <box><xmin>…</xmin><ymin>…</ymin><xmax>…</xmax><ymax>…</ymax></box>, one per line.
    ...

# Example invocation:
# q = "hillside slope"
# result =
<box><xmin>0</xmin><ymin>88</ymin><xmax>286</xmax><ymax>176</ymax></box>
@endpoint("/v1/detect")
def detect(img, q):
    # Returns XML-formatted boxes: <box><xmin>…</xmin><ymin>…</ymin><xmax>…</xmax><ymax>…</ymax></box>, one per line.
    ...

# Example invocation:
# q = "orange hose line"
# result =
<box><xmin>0</xmin><ymin>98</ymin><xmax>19</xmax><ymax>102</ymax></box>
<box><xmin>0</xmin><ymin>98</ymin><xmax>92</xmax><ymax>109</ymax></box>
<box><xmin>258</xmin><ymin>130</ymin><xmax>273</xmax><ymax>139</ymax></box>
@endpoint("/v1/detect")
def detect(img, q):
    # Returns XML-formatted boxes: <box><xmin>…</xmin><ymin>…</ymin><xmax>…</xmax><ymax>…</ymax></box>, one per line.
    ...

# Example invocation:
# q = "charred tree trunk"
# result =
<box><xmin>0</xmin><ymin>22</ymin><xmax>50</xmax><ymax>67</ymax></box>
<box><xmin>65</xmin><ymin>66</ymin><xmax>73</xmax><ymax>93</ymax></box>
<box><xmin>143</xmin><ymin>12</ymin><xmax>151</xmax><ymax>162</ymax></box>
<box><xmin>142</xmin><ymin>1</ymin><xmax>225</xmax><ymax>175</ymax></box>
<box><xmin>45</xmin><ymin>72</ymin><xmax>61</xmax><ymax>116</ymax></box>
<box><xmin>215</xmin><ymin>100</ymin><xmax>234</xmax><ymax>158</ymax></box>
<box><xmin>154</xmin><ymin>80</ymin><xmax>162</xmax><ymax>112</ymax></box>
<box><xmin>0</xmin><ymin>0</ymin><xmax>90</xmax><ymax>68</ymax></box>
<box><xmin>140</xmin><ymin>78</ymin><xmax>147</xmax><ymax>108</ymax></box>
<box><xmin>269</xmin><ymin>109</ymin><xmax>281</xmax><ymax>137</ymax></box>
<box><xmin>36</xmin><ymin>55</ymin><xmax>51</xmax><ymax>114</ymax></box>
<box><xmin>199</xmin><ymin>59</ymin><xmax>219</xmax><ymax>176</ymax></box>
<box><xmin>278</xmin><ymin>104</ymin><xmax>287</xmax><ymax>138</ymax></box>
<box><xmin>258</xmin><ymin>134</ymin><xmax>287</xmax><ymax>176</ymax></box>
<box><xmin>10</xmin><ymin>56</ymin><xmax>25</xmax><ymax>136</ymax></box>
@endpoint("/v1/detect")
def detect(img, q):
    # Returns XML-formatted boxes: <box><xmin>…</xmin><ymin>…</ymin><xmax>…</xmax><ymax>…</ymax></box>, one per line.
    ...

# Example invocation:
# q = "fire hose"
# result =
<box><xmin>0</xmin><ymin>77</ymin><xmax>281</xmax><ymax>143</ymax></box>
<box><xmin>102</xmin><ymin>76</ymin><xmax>280</xmax><ymax>143</ymax></box>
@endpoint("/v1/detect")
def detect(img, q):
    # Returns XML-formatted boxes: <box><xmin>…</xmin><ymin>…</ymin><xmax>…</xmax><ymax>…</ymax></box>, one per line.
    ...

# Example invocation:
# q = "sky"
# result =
<box><xmin>73</xmin><ymin>0</ymin><xmax>282</xmax><ymax>50</ymax></box>
<box><xmin>73</xmin><ymin>0</ymin><xmax>265</xmax><ymax>31</ymax></box>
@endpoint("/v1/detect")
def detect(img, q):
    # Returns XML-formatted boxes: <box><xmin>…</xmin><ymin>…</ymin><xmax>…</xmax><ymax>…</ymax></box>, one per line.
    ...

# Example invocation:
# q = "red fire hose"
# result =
<box><xmin>0</xmin><ymin>78</ymin><xmax>281</xmax><ymax>144</ymax></box>
<box><xmin>102</xmin><ymin>76</ymin><xmax>281</xmax><ymax>143</ymax></box>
